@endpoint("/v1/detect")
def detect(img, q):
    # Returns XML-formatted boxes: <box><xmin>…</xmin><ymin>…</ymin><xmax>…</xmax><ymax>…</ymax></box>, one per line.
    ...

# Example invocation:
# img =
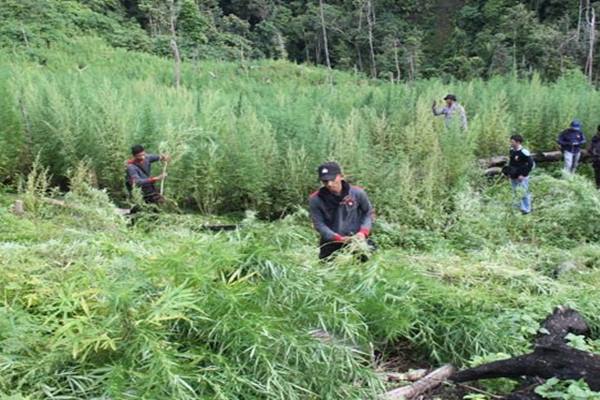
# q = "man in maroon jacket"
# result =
<box><xmin>125</xmin><ymin>144</ymin><xmax>170</xmax><ymax>204</ymax></box>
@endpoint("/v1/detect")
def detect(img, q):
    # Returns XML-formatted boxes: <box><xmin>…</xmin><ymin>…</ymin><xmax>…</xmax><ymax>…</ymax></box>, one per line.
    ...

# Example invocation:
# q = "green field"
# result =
<box><xmin>2</xmin><ymin>39</ymin><xmax>600</xmax><ymax>399</ymax></box>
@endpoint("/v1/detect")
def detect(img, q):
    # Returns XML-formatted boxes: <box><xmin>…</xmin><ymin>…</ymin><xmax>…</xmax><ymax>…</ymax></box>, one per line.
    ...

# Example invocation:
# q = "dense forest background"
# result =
<box><xmin>2</xmin><ymin>0</ymin><xmax>600</xmax><ymax>82</ymax></box>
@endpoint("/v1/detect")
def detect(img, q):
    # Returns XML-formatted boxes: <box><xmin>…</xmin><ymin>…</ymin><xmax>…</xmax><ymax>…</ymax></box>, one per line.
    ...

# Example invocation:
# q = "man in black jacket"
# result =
<box><xmin>308</xmin><ymin>162</ymin><xmax>375</xmax><ymax>260</ymax></box>
<box><xmin>507</xmin><ymin>134</ymin><xmax>534</xmax><ymax>214</ymax></box>
<box><xmin>589</xmin><ymin>125</ymin><xmax>600</xmax><ymax>189</ymax></box>
<box><xmin>557</xmin><ymin>120</ymin><xmax>586</xmax><ymax>173</ymax></box>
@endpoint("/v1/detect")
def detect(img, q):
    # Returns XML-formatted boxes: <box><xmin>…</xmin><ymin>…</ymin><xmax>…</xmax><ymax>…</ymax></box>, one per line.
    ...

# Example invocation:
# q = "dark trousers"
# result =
<box><xmin>594</xmin><ymin>161</ymin><xmax>600</xmax><ymax>189</ymax></box>
<box><xmin>319</xmin><ymin>239</ymin><xmax>376</xmax><ymax>261</ymax></box>
<box><xmin>129</xmin><ymin>186</ymin><xmax>164</xmax><ymax>219</ymax></box>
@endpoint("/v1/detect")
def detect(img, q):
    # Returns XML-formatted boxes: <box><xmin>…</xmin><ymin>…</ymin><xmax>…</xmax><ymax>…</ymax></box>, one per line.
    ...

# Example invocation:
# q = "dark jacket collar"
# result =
<box><xmin>318</xmin><ymin>180</ymin><xmax>350</xmax><ymax>209</ymax></box>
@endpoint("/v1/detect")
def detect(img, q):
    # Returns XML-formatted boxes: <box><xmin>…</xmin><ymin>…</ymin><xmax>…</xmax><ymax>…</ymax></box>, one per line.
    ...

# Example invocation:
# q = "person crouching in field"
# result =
<box><xmin>125</xmin><ymin>144</ymin><xmax>170</xmax><ymax>205</ymax></box>
<box><xmin>309</xmin><ymin>162</ymin><xmax>375</xmax><ymax>260</ymax></box>
<box><xmin>505</xmin><ymin>135</ymin><xmax>534</xmax><ymax>215</ymax></box>
<box><xmin>557</xmin><ymin>120</ymin><xmax>586</xmax><ymax>173</ymax></box>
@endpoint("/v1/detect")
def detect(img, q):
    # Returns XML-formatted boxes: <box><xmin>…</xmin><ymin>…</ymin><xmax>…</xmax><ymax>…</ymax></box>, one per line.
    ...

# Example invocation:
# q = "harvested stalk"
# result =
<box><xmin>37</xmin><ymin>197</ymin><xmax>129</xmax><ymax>215</ymax></box>
<box><xmin>160</xmin><ymin>161</ymin><xmax>168</xmax><ymax>196</ymax></box>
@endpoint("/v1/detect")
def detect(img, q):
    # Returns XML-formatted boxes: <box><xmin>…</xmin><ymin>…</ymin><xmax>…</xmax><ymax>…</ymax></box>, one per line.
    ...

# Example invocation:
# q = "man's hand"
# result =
<box><xmin>517</xmin><ymin>175</ymin><xmax>525</xmax><ymax>182</ymax></box>
<box><xmin>160</xmin><ymin>154</ymin><xmax>171</xmax><ymax>162</ymax></box>
<box><xmin>355</xmin><ymin>232</ymin><xmax>367</xmax><ymax>241</ymax></box>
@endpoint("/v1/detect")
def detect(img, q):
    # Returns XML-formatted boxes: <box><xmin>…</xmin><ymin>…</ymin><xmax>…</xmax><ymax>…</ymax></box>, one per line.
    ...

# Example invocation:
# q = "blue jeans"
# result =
<box><xmin>563</xmin><ymin>151</ymin><xmax>581</xmax><ymax>173</ymax></box>
<box><xmin>511</xmin><ymin>177</ymin><xmax>532</xmax><ymax>213</ymax></box>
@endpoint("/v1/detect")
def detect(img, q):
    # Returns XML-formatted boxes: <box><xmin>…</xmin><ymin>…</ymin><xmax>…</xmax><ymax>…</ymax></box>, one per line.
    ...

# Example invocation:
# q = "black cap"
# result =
<box><xmin>131</xmin><ymin>144</ymin><xmax>145</xmax><ymax>156</ymax></box>
<box><xmin>317</xmin><ymin>162</ymin><xmax>342</xmax><ymax>181</ymax></box>
<box><xmin>443</xmin><ymin>94</ymin><xmax>457</xmax><ymax>101</ymax></box>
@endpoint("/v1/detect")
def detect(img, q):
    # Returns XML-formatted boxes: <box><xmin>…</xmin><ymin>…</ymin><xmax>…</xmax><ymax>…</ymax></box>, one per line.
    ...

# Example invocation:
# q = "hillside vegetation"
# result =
<box><xmin>2</xmin><ymin>38</ymin><xmax>600</xmax><ymax>225</ymax></box>
<box><xmin>1</xmin><ymin>38</ymin><xmax>600</xmax><ymax>398</ymax></box>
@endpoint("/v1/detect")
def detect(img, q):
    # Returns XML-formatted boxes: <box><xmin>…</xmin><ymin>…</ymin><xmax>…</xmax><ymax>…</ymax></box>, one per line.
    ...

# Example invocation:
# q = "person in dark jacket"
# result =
<box><xmin>557</xmin><ymin>120</ymin><xmax>586</xmax><ymax>173</ymax></box>
<box><xmin>588</xmin><ymin>125</ymin><xmax>600</xmax><ymax>189</ymax></box>
<box><xmin>125</xmin><ymin>144</ymin><xmax>170</xmax><ymax>204</ymax></box>
<box><xmin>309</xmin><ymin>162</ymin><xmax>375</xmax><ymax>260</ymax></box>
<box><xmin>507</xmin><ymin>134</ymin><xmax>534</xmax><ymax>214</ymax></box>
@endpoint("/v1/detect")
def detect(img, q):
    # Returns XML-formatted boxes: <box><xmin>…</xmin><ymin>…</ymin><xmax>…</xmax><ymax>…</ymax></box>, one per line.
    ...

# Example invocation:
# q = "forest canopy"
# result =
<box><xmin>1</xmin><ymin>0</ymin><xmax>598</xmax><ymax>82</ymax></box>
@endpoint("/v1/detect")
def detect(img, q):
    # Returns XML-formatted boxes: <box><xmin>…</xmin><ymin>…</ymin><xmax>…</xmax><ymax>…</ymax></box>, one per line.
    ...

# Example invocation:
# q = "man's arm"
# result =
<box><xmin>148</xmin><ymin>154</ymin><xmax>161</xmax><ymax>163</ymax></box>
<box><xmin>522</xmin><ymin>150</ymin><xmax>534</xmax><ymax>176</ymax></box>
<box><xmin>356</xmin><ymin>189</ymin><xmax>374</xmax><ymax>237</ymax></box>
<box><xmin>557</xmin><ymin>132</ymin><xmax>570</xmax><ymax>147</ymax></box>
<box><xmin>432</xmin><ymin>106</ymin><xmax>446</xmax><ymax>116</ymax></box>
<box><xmin>309</xmin><ymin>197</ymin><xmax>344</xmax><ymax>242</ymax></box>
<box><xmin>127</xmin><ymin>165</ymin><xmax>160</xmax><ymax>187</ymax></box>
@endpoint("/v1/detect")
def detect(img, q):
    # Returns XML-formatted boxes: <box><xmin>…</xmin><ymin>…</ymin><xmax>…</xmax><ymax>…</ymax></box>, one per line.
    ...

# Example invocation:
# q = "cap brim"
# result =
<box><xmin>320</xmin><ymin>174</ymin><xmax>337</xmax><ymax>181</ymax></box>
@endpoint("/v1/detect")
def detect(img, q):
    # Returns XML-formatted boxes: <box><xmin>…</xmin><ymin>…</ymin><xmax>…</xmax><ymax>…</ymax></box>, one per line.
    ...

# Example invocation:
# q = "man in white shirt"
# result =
<box><xmin>432</xmin><ymin>94</ymin><xmax>468</xmax><ymax>130</ymax></box>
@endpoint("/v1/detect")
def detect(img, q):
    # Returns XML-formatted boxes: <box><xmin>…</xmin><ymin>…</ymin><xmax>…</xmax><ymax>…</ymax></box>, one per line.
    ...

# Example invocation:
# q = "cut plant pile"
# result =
<box><xmin>2</xmin><ymin>170</ymin><xmax>600</xmax><ymax>399</ymax></box>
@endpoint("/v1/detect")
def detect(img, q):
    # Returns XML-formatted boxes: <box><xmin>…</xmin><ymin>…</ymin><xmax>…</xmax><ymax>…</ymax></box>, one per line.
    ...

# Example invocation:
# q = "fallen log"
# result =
<box><xmin>383</xmin><ymin>369</ymin><xmax>428</xmax><ymax>382</ymax></box>
<box><xmin>200</xmin><ymin>224</ymin><xmax>239</xmax><ymax>232</ymax></box>
<box><xmin>481</xmin><ymin>150</ymin><xmax>594</xmax><ymax>176</ymax></box>
<box><xmin>384</xmin><ymin>364</ymin><xmax>455</xmax><ymax>399</ymax></box>
<box><xmin>480</xmin><ymin>150</ymin><xmax>590</xmax><ymax>169</ymax></box>
<box><xmin>450</xmin><ymin>306</ymin><xmax>600</xmax><ymax>397</ymax></box>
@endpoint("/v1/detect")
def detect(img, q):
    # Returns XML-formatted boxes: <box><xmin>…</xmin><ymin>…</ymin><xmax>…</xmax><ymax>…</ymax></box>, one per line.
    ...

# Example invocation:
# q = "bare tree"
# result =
<box><xmin>393</xmin><ymin>38</ymin><xmax>401</xmax><ymax>82</ymax></box>
<box><xmin>578</xmin><ymin>0</ymin><xmax>584</xmax><ymax>39</ymax></box>
<box><xmin>355</xmin><ymin>1</ymin><xmax>364</xmax><ymax>73</ymax></box>
<box><xmin>365</xmin><ymin>0</ymin><xmax>377</xmax><ymax>78</ymax></box>
<box><xmin>319</xmin><ymin>0</ymin><xmax>332</xmax><ymax>69</ymax></box>
<box><xmin>168</xmin><ymin>0</ymin><xmax>181</xmax><ymax>89</ymax></box>
<box><xmin>585</xmin><ymin>1</ymin><xmax>596</xmax><ymax>83</ymax></box>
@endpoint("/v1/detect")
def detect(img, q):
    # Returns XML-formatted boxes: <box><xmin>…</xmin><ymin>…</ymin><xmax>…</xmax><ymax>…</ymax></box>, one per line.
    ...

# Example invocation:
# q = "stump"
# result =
<box><xmin>450</xmin><ymin>306</ymin><xmax>600</xmax><ymax>397</ymax></box>
<box><xmin>11</xmin><ymin>200</ymin><xmax>24</xmax><ymax>215</ymax></box>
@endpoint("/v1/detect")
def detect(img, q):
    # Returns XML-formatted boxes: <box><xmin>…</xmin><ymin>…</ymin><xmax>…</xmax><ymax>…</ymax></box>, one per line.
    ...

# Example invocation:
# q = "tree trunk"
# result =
<box><xmin>169</xmin><ymin>0</ymin><xmax>181</xmax><ymax>89</ymax></box>
<box><xmin>586</xmin><ymin>5</ymin><xmax>596</xmax><ymax>83</ymax></box>
<box><xmin>588</xmin><ymin>8</ymin><xmax>596</xmax><ymax>83</ymax></box>
<box><xmin>393</xmin><ymin>39</ymin><xmax>401</xmax><ymax>82</ymax></box>
<box><xmin>315</xmin><ymin>33</ymin><xmax>321</xmax><ymax>65</ymax></box>
<box><xmin>578</xmin><ymin>0</ymin><xmax>584</xmax><ymax>39</ymax></box>
<box><xmin>408</xmin><ymin>51</ymin><xmax>415</xmax><ymax>81</ymax></box>
<box><xmin>450</xmin><ymin>307</ymin><xmax>600</xmax><ymax>393</ymax></box>
<box><xmin>276</xmin><ymin>31</ymin><xmax>287</xmax><ymax>59</ymax></box>
<box><xmin>356</xmin><ymin>3</ymin><xmax>364</xmax><ymax>73</ymax></box>
<box><xmin>319</xmin><ymin>0</ymin><xmax>332</xmax><ymax>70</ymax></box>
<box><xmin>366</xmin><ymin>0</ymin><xmax>377</xmax><ymax>78</ymax></box>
